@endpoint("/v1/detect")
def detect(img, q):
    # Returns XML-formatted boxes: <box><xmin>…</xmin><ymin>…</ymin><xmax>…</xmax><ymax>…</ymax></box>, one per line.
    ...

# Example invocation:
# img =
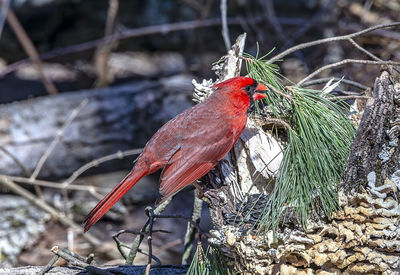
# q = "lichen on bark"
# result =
<box><xmin>199</xmin><ymin>35</ymin><xmax>400</xmax><ymax>274</ymax></box>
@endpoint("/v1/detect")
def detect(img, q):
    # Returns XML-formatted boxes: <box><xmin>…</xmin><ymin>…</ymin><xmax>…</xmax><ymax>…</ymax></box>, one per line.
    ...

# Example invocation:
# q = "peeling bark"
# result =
<box><xmin>203</xmin><ymin>36</ymin><xmax>400</xmax><ymax>274</ymax></box>
<box><xmin>344</xmin><ymin>68</ymin><xmax>400</xmax><ymax>194</ymax></box>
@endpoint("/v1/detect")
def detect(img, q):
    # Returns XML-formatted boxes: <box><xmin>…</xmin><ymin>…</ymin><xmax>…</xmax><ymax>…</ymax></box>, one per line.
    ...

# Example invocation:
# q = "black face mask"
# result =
<box><xmin>243</xmin><ymin>80</ymin><xmax>259</xmax><ymax>110</ymax></box>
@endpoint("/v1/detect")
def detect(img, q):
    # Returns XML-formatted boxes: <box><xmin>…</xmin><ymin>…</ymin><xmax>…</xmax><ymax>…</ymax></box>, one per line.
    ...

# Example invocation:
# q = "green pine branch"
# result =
<box><xmin>245</xmin><ymin>53</ymin><xmax>355</xmax><ymax>231</ymax></box>
<box><xmin>187</xmin><ymin>244</ymin><xmax>231</xmax><ymax>275</ymax></box>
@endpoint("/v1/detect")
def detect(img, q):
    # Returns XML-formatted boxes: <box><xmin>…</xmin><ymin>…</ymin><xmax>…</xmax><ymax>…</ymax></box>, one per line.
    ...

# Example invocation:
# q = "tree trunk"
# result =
<box><xmin>0</xmin><ymin>76</ymin><xmax>193</xmax><ymax>179</ymax></box>
<box><xmin>203</xmin><ymin>35</ymin><xmax>400</xmax><ymax>274</ymax></box>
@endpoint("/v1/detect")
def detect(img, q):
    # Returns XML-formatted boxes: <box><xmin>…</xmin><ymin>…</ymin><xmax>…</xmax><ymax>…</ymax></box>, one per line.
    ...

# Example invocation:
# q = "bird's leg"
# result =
<box><xmin>192</xmin><ymin>181</ymin><xmax>207</xmax><ymax>197</ymax></box>
<box><xmin>192</xmin><ymin>181</ymin><xmax>226</xmax><ymax>206</ymax></box>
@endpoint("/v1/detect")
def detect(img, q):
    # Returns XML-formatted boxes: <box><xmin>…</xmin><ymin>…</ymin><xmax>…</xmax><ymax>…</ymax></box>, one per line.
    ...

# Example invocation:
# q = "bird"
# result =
<box><xmin>83</xmin><ymin>76</ymin><xmax>267</xmax><ymax>232</ymax></box>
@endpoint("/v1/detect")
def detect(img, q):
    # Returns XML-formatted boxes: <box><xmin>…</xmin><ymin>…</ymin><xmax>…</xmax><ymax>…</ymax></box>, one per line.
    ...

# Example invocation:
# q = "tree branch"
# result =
<box><xmin>0</xmin><ymin>0</ymin><xmax>11</xmax><ymax>38</ymax></box>
<box><xmin>6</xmin><ymin>9</ymin><xmax>58</xmax><ymax>94</ymax></box>
<box><xmin>269</xmin><ymin>22</ymin><xmax>400</xmax><ymax>62</ymax></box>
<box><xmin>220</xmin><ymin>0</ymin><xmax>231</xmax><ymax>50</ymax></box>
<box><xmin>30</xmin><ymin>99</ymin><xmax>88</xmax><ymax>181</ymax></box>
<box><xmin>298</xmin><ymin>59</ymin><xmax>400</xmax><ymax>86</ymax></box>
<box><xmin>301</xmin><ymin>77</ymin><xmax>369</xmax><ymax>90</ymax></box>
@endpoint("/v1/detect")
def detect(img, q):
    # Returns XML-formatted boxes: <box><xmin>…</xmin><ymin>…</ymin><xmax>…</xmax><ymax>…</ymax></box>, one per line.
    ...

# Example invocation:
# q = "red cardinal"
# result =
<box><xmin>84</xmin><ymin>77</ymin><xmax>267</xmax><ymax>232</ymax></box>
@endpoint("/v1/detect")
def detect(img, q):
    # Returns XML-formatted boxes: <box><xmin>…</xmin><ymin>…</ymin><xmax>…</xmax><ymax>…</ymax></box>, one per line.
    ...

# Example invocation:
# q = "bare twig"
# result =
<box><xmin>297</xmin><ymin>59</ymin><xmax>400</xmax><ymax>86</ymax></box>
<box><xmin>0</xmin><ymin>16</ymin><xmax>306</xmax><ymax>77</ymax></box>
<box><xmin>95</xmin><ymin>0</ymin><xmax>119</xmax><ymax>87</ymax></box>
<box><xmin>0</xmin><ymin>146</ymin><xmax>31</xmax><ymax>177</ymax></box>
<box><xmin>104</xmin><ymin>0</ymin><xmax>118</xmax><ymax>37</ymax></box>
<box><xmin>301</xmin><ymin>77</ymin><xmax>369</xmax><ymax>90</ymax></box>
<box><xmin>6</xmin><ymin>175</ymin><xmax>107</xmax><ymax>195</ymax></box>
<box><xmin>30</xmin><ymin>99</ymin><xmax>88</xmax><ymax>181</ymax></box>
<box><xmin>259</xmin><ymin>117</ymin><xmax>293</xmax><ymax>132</ymax></box>
<box><xmin>0</xmin><ymin>0</ymin><xmax>11</xmax><ymax>38</ymax></box>
<box><xmin>61</xmin><ymin>148</ymin><xmax>143</xmax><ymax>188</ymax></box>
<box><xmin>6</xmin><ymin>9</ymin><xmax>58</xmax><ymax>94</ymax></box>
<box><xmin>332</xmin><ymin>95</ymin><xmax>371</xmax><ymax>100</ymax></box>
<box><xmin>51</xmin><ymin>246</ymin><xmax>112</xmax><ymax>275</ymax></box>
<box><xmin>37</xmin><ymin>254</ymin><xmax>60</xmax><ymax>275</ymax></box>
<box><xmin>125</xmin><ymin>197</ymin><xmax>173</xmax><ymax>265</ymax></box>
<box><xmin>270</xmin><ymin>22</ymin><xmax>400</xmax><ymax>62</ymax></box>
<box><xmin>347</xmin><ymin>38</ymin><xmax>400</xmax><ymax>74</ymax></box>
<box><xmin>1</xmin><ymin>147</ymin><xmax>143</xmax><ymax>196</ymax></box>
<box><xmin>145</xmin><ymin>207</ymin><xmax>155</xmax><ymax>274</ymax></box>
<box><xmin>112</xmin><ymin>230</ymin><xmax>164</xmax><ymax>264</ymax></box>
<box><xmin>0</xmin><ymin>176</ymin><xmax>101</xmax><ymax>247</ymax></box>
<box><xmin>340</xmin><ymin>23</ymin><xmax>400</xmax><ymax>41</ymax></box>
<box><xmin>220</xmin><ymin>0</ymin><xmax>231</xmax><ymax>50</ymax></box>
<box><xmin>347</xmin><ymin>38</ymin><xmax>382</xmax><ymax>62</ymax></box>
<box><xmin>182</xmin><ymin>190</ymin><xmax>203</xmax><ymax>264</ymax></box>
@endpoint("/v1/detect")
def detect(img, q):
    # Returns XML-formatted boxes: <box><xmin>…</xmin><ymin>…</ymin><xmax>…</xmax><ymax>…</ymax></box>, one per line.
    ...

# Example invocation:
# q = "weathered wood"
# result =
<box><xmin>344</xmin><ymin>68</ymin><xmax>400</xmax><ymax>193</ymax></box>
<box><xmin>0</xmin><ymin>76</ymin><xmax>193</xmax><ymax>179</ymax></box>
<box><xmin>0</xmin><ymin>265</ymin><xmax>188</xmax><ymax>275</ymax></box>
<box><xmin>193</xmin><ymin>34</ymin><xmax>283</xmax><ymax>230</ymax></box>
<box><xmin>208</xmin><ymin>68</ymin><xmax>400</xmax><ymax>274</ymax></box>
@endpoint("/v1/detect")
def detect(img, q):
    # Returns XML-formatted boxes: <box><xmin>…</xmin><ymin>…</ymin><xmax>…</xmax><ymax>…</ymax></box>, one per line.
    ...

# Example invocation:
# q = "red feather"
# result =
<box><xmin>83</xmin><ymin>76</ymin><xmax>267</xmax><ymax>231</ymax></box>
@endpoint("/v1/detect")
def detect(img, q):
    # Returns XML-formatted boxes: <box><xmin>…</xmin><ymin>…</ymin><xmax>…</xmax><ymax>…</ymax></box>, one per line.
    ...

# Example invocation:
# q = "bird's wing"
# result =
<box><xmin>158</xmin><ymin>131</ymin><xmax>236</xmax><ymax>201</ymax></box>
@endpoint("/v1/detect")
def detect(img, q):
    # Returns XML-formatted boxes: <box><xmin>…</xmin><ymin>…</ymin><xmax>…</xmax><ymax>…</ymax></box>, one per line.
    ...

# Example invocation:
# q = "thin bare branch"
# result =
<box><xmin>347</xmin><ymin>38</ymin><xmax>400</xmax><ymax>74</ymax></box>
<box><xmin>182</xmin><ymin>190</ymin><xmax>203</xmax><ymax>264</ymax></box>
<box><xmin>0</xmin><ymin>176</ymin><xmax>101</xmax><ymax>247</ymax></box>
<box><xmin>298</xmin><ymin>59</ymin><xmax>400</xmax><ymax>86</ymax></box>
<box><xmin>37</xmin><ymin>255</ymin><xmax>60</xmax><ymax>275</ymax></box>
<box><xmin>0</xmin><ymin>16</ymin><xmax>306</xmax><ymax>77</ymax></box>
<box><xmin>341</xmin><ymin>23</ymin><xmax>400</xmax><ymax>41</ymax></box>
<box><xmin>332</xmin><ymin>95</ymin><xmax>371</xmax><ymax>100</ymax></box>
<box><xmin>95</xmin><ymin>0</ymin><xmax>119</xmax><ymax>87</ymax></box>
<box><xmin>0</xmin><ymin>146</ymin><xmax>31</xmax><ymax>176</ymax></box>
<box><xmin>220</xmin><ymin>0</ymin><xmax>231</xmax><ymax>50</ymax></box>
<box><xmin>30</xmin><ymin>99</ymin><xmax>88</xmax><ymax>181</ymax></box>
<box><xmin>0</xmin><ymin>0</ymin><xmax>11</xmax><ymax>38</ymax></box>
<box><xmin>61</xmin><ymin>148</ymin><xmax>142</xmax><ymax>188</ymax></box>
<box><xmin>270</xmin><ymin>22</ymin><xmax>400</xmax><ymax>62</ymax></box>
<box><xmin>51</xmin><ymin>246</ymin><xmax>112</xmax><ymax>275</ymax></box>
<box><xmin>301</xmin><ymin>77</ymin><xmax>369</xmax><ymax>90</ymax></box>
<box><xmin>6</xmin><ymin>9</ymin><xmax>58</xmax><ymax>94</ymax></box>
<box><xmin>6</xmin><ymin>175</ymin><xmax>107</xmax><ymax>199</ymax></box>
<box><xmin>259</xmin><ymin>117</ymin><xmax>293</xmax><ymax>132</ymax></box>
<box><xmin>125</xmin><ymin>198</ymin><xmax>173</xmax><ymax>265</ymax></box>
<box><xmin>145</xmin><ymin>207</ymin><xmax>155</xmax><ymax>274</ymax></box>
<box><xmin>347</xmin><ymin>38</ymin><xmax>382</xmax><ymax>62</ymax></box>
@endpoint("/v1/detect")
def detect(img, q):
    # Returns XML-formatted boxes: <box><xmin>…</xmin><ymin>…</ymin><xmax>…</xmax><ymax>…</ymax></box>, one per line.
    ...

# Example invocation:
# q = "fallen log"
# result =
<box><xmin>0</xmin><ymin>75</ymin><xmax>193</xmax><ymax>179</ymax></box>
<box><xmin>0</xmin><ymin>265</ymin><xmax>188</xmax><ymax>275</ymax></box>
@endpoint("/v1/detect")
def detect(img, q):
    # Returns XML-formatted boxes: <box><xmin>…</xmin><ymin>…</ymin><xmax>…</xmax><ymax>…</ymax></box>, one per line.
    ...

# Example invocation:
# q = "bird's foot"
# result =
<box><xmin>193</xmin><ymin>182</ymin><xmax>226</xmax><ymax>206</ymax></box>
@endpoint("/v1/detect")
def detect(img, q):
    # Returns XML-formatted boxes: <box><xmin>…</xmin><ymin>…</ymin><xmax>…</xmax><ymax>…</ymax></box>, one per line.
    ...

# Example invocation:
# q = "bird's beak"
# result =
<box><xmin>252</xmin><ymin>83</ymin><xmax>268</xmax><ymax>101</ymax></box>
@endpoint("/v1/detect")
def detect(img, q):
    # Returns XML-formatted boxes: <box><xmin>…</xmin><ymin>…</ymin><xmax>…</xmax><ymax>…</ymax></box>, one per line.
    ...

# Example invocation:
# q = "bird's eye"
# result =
<box><xmin>244</xmin><ymin>85</ymin><xmax>252</xmax><ymax>93</ymax></box>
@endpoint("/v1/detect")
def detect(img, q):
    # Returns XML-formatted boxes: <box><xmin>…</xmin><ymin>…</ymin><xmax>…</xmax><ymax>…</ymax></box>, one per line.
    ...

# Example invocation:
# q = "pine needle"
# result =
<box><xmin>244</xmin><ymin>54</ymin><xmax>355</xmax><ymax>231</ymax></box>
<box><xmin>187</xmin><ymin>244</ymin><xmax>231</xmax><ymax>275</ymax></box>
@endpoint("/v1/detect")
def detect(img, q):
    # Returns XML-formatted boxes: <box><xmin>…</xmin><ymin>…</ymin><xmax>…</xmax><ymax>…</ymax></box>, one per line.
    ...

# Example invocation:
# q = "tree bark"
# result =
<box><xmin>0</xmin><ymin>76</ymin><xmax>193</xmax><ymax>179</ymax></box>
<box><xmin>344</xmin><ymin>68</ymin><xmax>400</xmax><ymax>193</ymax></box>
<box><xmin>203</xmin><ymin>39</ymin><xmax>400</xmax><ymax>273</ymax></box>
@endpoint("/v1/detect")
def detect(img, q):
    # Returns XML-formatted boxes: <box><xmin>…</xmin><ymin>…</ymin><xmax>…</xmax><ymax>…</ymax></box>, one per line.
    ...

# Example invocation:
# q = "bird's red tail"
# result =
<box><xmin>83</xmin><ymin>169</ymin><xmax>147</xmax><ymax>232</ymax></box>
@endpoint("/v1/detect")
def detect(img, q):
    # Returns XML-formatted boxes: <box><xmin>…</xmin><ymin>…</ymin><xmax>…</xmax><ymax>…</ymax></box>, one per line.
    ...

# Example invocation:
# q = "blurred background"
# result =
<box><xmin>0</xmin><ymin>0</ymin><xmax>399</xmax><ymax>269</ymax></box>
